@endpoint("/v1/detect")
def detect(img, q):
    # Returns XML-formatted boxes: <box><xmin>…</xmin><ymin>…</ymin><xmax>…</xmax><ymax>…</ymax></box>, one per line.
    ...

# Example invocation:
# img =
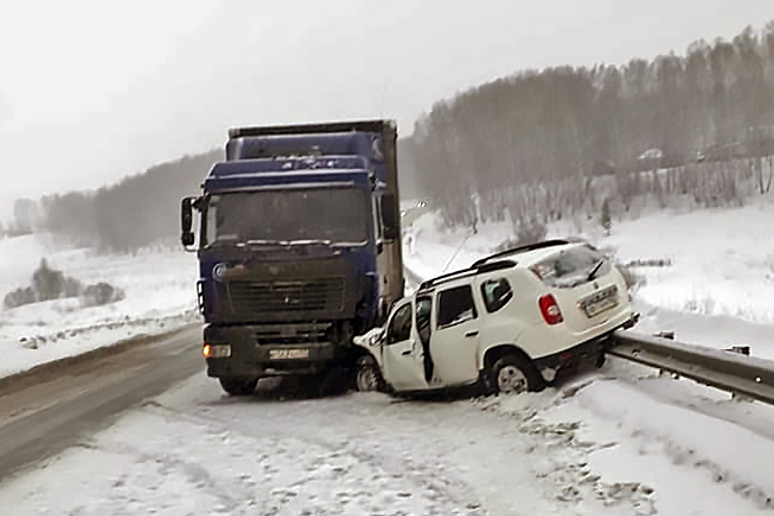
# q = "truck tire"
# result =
<box><xmin>489</xmin><ymin>354</ymin><xmax>544</xmax><ymax>395</ymax></box>
<box><xmin>219</xmin><ymin>377</ymin><xmax>258</xmax><ymax>396</ymax></box>
<box><xmin>299</xmin><ymin>368</ymin><xmax>348</xmax><ymax>398</ymax></box>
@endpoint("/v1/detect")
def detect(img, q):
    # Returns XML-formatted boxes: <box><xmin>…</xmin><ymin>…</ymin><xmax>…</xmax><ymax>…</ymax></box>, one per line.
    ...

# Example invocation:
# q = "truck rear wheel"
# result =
<box><xmin>219</xmin><ymin>377</ymin><xmax>258</xmax><ymax>396</ymax></box>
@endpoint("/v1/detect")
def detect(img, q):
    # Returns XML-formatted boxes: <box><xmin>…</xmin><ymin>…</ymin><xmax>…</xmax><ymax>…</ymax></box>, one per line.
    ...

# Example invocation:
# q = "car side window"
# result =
<box><xmin>437</xmin><ymin>286</ymin><xmax>478</xmax><ymax>329</ymax></box>
<box><xmin>481</xmin><ymin>278</ymin><xmax>513</xmax><ymax>313</ymax></box>
<box><xmin>415</xmin><ymin>295</ymin><xmax>432</xmax><ymax>345</ymax></box>
<box><xmin>387</xmin><ymin>303</ymin><xmax>412</xmax><ymax>344</ymax></box>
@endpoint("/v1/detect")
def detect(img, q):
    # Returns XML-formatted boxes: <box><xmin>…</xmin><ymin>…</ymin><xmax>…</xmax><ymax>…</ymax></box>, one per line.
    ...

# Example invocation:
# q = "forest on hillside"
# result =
<box><xmin>35</xmin><ymin>151</ymin><xmax>220</xmax><ymax>252</ymax></box>
<box><xmin>405</xmin><ymin>22</ymin><xmax>774</xmax><ymax>230</ymax></box>
<box><xmin>5</xmin><ymin>140</ymin><xmax>420</xmax><ymax>252</ymax></box>
<box><xmin>5</xmin><ymin>23</ymin><xmax>774</xmax><ymax>251</ymax></box>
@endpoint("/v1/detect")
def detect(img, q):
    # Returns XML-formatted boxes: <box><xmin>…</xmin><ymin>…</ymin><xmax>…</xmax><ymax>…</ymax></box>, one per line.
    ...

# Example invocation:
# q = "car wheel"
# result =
<box><xmin>219</xmin><ymin>377</ymin><xmax>258</xmax><ymax>396</ymax></box>
<box><xmin>356</xmin><ymin>355</ymin><xmax>385</xmax><ymax>392</ymax></box>
<box><xmin>490</xmin><ymin>355</ymin><xmax>544</xmax><ymax>395</ymax></box>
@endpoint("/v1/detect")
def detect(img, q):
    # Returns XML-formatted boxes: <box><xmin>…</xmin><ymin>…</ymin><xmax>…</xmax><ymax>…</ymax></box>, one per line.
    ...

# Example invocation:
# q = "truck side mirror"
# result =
<box><xmin>381</xmin><ymin>193</ymin><xmax>399</xmax><ymax>241</ymax></box>
<box><xmin>181</xmin><ymin>197</ymin><xmax>195</xmax><ymax>247</ymax></box>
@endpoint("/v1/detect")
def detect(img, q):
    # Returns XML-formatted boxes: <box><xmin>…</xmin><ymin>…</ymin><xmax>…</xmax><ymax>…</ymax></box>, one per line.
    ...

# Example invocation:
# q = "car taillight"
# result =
<box><xmin>538</xmin><ymin>294</ymin><xmax>564</xmax><ymax>325</ymax></box>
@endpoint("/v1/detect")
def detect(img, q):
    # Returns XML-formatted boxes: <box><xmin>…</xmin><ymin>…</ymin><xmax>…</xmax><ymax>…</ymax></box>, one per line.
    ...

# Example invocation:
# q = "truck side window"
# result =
<box><xmin>387</xmin><ymin>303</ymin><xmax>412</xmax><ymax>344</ymax></box>
<box><xmin>481</xmin><ymin>278</ymin><xmax>513</xmax><ymax>313</ymax></box>
<box><xmin>437</xmin><ymin>286</ymin><xmax>477</xmax><ymax>329</ymax></box>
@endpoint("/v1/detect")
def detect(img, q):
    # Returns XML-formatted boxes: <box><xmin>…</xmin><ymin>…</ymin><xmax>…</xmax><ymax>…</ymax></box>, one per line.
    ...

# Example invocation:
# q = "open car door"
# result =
<box><xmin>381</xmin><ymin>300</ymin><xmax>428</xmax><ymax>392</ymax></box>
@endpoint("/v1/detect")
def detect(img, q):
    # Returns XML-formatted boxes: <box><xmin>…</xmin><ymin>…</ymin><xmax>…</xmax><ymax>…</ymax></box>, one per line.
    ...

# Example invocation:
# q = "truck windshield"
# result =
<box><xmin>205</xmin><ymin>187</ymin><xmax>369</xmax><ymax>245</ymax></box>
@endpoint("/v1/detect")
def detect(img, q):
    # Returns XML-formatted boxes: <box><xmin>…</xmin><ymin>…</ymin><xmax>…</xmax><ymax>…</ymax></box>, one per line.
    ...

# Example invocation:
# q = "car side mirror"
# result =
<box><xmin>369</xmin><ymin>329</ymin><xmax>385</xmax><ymax>346</ymax></box>
<box><xmin>381</xmin><ymin>193</ymin><xmax>399</xmax><ymax>241</ymax></box>
<box><xmin>181</xmin><ymin>197</ymin><xmax>195</xmax><ymax>247</ymax></box>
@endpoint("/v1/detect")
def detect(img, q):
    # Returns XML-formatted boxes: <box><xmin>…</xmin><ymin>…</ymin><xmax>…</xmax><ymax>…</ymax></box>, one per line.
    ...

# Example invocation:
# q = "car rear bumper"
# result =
<box><xmin>533</xmin><ymin>334</ymin><xmax>608</xmax><ymax>371</ymax></box>
<box><xmin>532</xmin><ymin>314</ymin><xmax>638</xmax><ymax>381</ymax></box>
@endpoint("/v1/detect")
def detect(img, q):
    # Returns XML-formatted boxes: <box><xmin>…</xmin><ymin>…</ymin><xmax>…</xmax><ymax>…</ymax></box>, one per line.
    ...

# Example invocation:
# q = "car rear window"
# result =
<box><xmin>481</xmin><ymin>278</ymin><xmax>513</xmax><ymax>313</ymax></box>
<box><xmin>530</xmin><ymin>245</ymin><xmax>611</xmax><ymax>288</ymax></box>
<box><xmin>437</xmin><ymin>285</ymin><xmax>478</xmax><ymax>328</ymax></box>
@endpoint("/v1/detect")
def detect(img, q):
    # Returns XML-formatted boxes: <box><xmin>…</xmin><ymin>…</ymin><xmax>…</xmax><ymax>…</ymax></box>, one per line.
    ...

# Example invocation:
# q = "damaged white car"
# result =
<box><xmin>353</xmin><ymin>239</ymin><xmax>637</xmax><ymax>395</ymax></box>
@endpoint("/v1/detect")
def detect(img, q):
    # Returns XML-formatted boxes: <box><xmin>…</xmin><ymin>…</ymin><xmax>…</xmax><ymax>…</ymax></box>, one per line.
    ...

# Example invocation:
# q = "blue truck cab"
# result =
<box><xmin>180</xmin><ymin>120</ymin><xmax>404</xmax><ymax>395</ymax></box>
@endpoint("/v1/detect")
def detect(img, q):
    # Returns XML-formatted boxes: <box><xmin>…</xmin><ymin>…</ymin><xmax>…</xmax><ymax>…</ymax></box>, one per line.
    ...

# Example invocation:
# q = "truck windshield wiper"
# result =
<box><xmin>246</xmin><ymin>239</ymin><xmax>365</xmax><ymax>248</ymax></box>
<box><xmin>244</xmin><ymin>239</ymin><xmax>291</xmax><ymax>246</ymax></box>
<box><xmin>287</xmin><ymin>239</ymin><xmax>333</xmax><ymax>246</ymax></box>
<box><xmin>587</xmin><ymin>259</ymin><xmax>606</xmax><ymax>281</ymax></box>
<box><xmin>331</xmin><ymin>240</ymin><xmax>368</xmax><ymax>248</ymax></box>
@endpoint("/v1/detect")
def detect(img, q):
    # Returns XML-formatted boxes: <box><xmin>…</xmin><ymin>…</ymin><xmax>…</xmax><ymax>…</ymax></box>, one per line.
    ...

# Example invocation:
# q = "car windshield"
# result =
<box><xmin>204</xmin><ymin>187</ymin><xmax>369</xmax><ymax>245</ymax></box>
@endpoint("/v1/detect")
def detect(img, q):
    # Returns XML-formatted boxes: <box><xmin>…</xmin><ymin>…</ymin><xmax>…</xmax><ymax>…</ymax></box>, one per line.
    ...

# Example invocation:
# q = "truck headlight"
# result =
<box><xmin>203</xmin><ymin>343</ymin><xmax>231</xmax><ymax>359</ymax></box>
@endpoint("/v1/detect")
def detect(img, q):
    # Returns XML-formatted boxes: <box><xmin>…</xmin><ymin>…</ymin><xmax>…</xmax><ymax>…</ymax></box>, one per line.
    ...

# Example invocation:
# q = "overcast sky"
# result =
<box><xmin>0</xmin><ymin>0</ymin><xmax>772</xmax><ymax>216</ymax></box>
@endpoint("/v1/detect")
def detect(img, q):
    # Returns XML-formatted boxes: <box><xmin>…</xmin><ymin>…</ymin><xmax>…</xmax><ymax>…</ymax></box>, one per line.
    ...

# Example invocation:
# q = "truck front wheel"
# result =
<box><xmin>219</xmin><ymin>377</ymin><xmax>258</xmax><ymax>396</ymax></box>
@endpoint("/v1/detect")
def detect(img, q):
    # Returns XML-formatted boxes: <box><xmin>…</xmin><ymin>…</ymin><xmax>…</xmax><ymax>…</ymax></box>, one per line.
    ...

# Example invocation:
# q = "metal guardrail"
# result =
<box><xmin>609</xmin><ymin>329</ymin><xmax>774</xmax><ymax>406</ymax></box>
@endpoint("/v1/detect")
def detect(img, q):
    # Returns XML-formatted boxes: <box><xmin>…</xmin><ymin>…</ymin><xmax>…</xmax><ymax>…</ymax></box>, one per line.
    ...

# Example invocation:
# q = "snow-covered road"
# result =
<box><xmin>4</xmin><ymin>350</ymin><xmax>774</xmax><ymax>515</ymax></box>
<box><xmin>0</xmin><ymin>371</ymin><xmax>655</xmax><ymax>516</ymax></box>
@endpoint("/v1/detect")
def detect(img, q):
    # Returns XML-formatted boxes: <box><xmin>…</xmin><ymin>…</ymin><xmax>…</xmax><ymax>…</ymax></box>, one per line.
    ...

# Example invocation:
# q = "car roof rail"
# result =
<box><xmin>471</xmin><ymin>239</ymin><xmax>573</xmax><ymax>267</ymax></box>
<box><xmin>418</xmin><ymin>260</ymin><xmax>517</xmax><ymax>291</ymax></box>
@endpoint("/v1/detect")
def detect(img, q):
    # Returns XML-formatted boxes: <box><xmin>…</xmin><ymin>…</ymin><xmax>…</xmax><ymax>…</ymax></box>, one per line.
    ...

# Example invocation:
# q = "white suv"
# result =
<box><xmin>353</xmin><ymin>239</ymin><xmax>636</xmax><ymax>395</ymax></box>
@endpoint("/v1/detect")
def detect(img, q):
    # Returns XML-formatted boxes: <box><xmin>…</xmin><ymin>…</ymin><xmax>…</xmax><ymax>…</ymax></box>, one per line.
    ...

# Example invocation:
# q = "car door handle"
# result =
<box><xmin>465</xmin><ymin>330</ymin><xmax>479</xmax><ymax>338</ymax></box>
<box><xmin>401</xmin><ymin>349</ymin><xmax>411</xmax><ymax>355</ymax></box>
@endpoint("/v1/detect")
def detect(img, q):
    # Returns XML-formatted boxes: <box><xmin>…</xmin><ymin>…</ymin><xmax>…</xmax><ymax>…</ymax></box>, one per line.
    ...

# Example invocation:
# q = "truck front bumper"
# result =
<box><xmin>204</xmin><ymin>325</ymin><xmax>338</xmax><ymax>379</ymax></box>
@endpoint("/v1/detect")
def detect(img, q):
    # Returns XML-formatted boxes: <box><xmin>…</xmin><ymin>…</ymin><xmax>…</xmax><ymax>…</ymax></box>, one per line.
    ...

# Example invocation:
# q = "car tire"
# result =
<box><xmin>219</xmin><ymin>377</ymin><xmax>258</xmax><ymax>396</ymax></box>
<box><xmin>490</xmin><ymin>354</ymin><xmax>544</xmax><ymax>395</ymax></box>
<box><xmin>355</xmin><ymin>355</ymin><xmax>385</xmax><ymax>392</ymax></box>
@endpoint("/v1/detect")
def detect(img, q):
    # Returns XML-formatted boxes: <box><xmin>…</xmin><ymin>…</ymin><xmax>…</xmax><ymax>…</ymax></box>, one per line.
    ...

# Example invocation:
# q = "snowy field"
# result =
<box><xmin>1</xmin><ymin>198</ymin><xmax>774</xmax><ymax>514</ymax></box>
<box><xmin>0</xmin><ymin>235</ymin><xmax>200</xmax><ymax>379</ymax></box>
<box><xmin>405</xmin><ymin>194</ymin><xmax>774</xmax><ymax>340</ymax></box>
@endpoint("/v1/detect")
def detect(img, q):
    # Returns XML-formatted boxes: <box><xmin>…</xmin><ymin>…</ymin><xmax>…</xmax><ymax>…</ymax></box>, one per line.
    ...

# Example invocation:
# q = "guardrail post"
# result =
<box><xmin>655</xmin><ymin>332</ymin><xmax>677</xmax><ymax>378</ymax></box>
<box><xmin>725</xmin><ymin>345</ymin><xmax>753</xmax><ymax>402</ymax></box>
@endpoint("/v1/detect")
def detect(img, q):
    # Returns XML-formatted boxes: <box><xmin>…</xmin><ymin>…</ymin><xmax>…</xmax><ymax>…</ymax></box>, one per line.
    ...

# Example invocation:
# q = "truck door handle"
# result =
<box><xmin>465</xmin><ymin>330</ymin><xmax>479</xmax><ymax>338</ymax></box>
<box><xmin>402</xmin><ymin>349</ymin><xmax>411</xmax><ymax>355</ymax></box>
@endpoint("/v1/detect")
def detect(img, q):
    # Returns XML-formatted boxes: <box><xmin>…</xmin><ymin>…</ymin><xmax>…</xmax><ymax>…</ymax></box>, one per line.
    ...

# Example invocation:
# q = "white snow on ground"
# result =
<box><xmin>0</xmin><ymin>234</ymin><xmax>199</xmax><ymax>378</ymax></box>
<box><xmin>600</xmin><ymin>198</ymin><xmax>774</xmax><ymax>324</ymax></box>
<box><xmin>404</xmin><ymin>194</ymin><xmax>774</xmax><ymax>324</ymax></box>
<box><xmin>0</xmin><ymin>374</ymin><xmax>657</xmax><ymax>516</ymax></box>
<box><xmin>2</xmin><ymin>197</ymin><xmax>774</xmax><ymax>514</ymax></box>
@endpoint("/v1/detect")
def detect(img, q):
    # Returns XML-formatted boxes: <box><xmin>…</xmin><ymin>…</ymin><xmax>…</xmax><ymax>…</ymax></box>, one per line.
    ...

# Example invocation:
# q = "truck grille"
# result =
<box><xmin>228</xmin><ymin>277</ymin><xmax>345</xmax><ymax>314</ymax></box>
<box><xmin>253</xmin><ymin>323</ymin><xmax>330</xmax><ymax>345</ymax></box>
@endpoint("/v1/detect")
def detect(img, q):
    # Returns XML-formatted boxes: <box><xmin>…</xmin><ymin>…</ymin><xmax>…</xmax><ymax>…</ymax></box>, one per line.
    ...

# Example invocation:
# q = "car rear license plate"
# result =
<box><xmin>580</xmin><ymin>286</ymin><xmax>618</xmax><ymax>318</ymax></box>
<box><xmin>269</xmin><ymin>348</ymin><xmax>310</xmax><ymax>360</ymax></box>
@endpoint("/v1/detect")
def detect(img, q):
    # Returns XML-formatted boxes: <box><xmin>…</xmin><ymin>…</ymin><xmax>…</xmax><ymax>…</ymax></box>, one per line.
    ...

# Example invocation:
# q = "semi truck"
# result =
<box><xmin>180</xmin><ymin>120</ymin><xmax>404</xmax><ymax>395</ymax></box>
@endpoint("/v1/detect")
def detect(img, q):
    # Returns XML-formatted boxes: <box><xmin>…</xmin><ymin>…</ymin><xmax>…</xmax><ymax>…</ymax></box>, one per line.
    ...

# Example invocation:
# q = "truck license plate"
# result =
<box><xmin>581</xmin><ymin>286</ymin><xmax>618</xmax><ymax>318</ymax></box>
<box><xmin>269</xmin><ymin>348</ymin><xmax>310</xmax><ymax>360</ymax></box>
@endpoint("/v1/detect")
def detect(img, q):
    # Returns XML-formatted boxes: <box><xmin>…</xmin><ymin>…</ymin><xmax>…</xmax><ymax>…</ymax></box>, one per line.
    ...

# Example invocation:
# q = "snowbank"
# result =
<box><xmin>0</xmin><ymin>234</ymin><xmax>199</xmax><ymax>379</ymax></box>
<box><xmin>404</xmin><ymin>196</ymin><xmax>774</xmax><ymax>324</ymax></box>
